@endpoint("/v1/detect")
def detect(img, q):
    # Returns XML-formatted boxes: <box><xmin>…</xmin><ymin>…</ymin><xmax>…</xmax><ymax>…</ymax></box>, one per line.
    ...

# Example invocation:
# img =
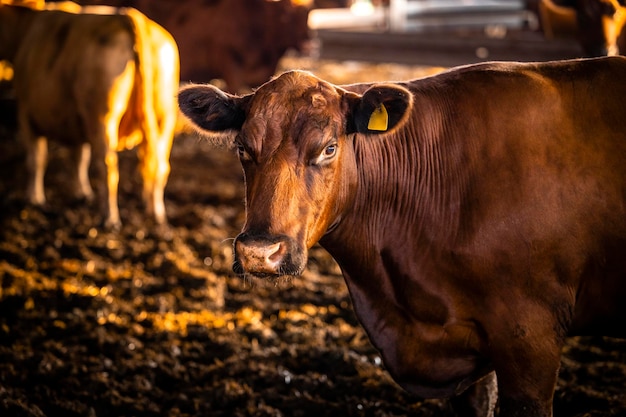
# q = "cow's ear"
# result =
<box><xmin>344</xmin><ymin>84</ymin><xmax>412</xmax><ymax>134</ymax></box>
<box><xmin>178</xmin><ymin>84</ymin><xmax>250</xmax><ymax>132</ymax></box>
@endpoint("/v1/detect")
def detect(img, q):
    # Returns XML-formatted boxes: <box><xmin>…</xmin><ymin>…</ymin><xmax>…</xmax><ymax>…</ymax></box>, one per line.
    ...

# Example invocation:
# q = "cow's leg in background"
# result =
<box><xmin>90</xmin><ymin>136</ymin><xmax>120</xmax><ymax>228</ymax></box>
<box><xmin>88</xmin><ymin>114</ymin><xmax>121</xmax><ymax>228</ymax></box>
<box><xmin>104</xmin><ymin>149</ymin><xmax>120</xmax><ymax>228</ymax></box>
<box><xmin>97</xmin><ymin>58</ymin><xmax>134</xmax><ymax>228</ymax></box>
<box><xmin>102</xmin><ymin>126</ymin><xmax>121</xmax><ymax>228</ymax></box>
<box><xmin>138</xmin><ymin>134</ymin><xmax>171</xmax><ymax>225</ymax></box>
<box><xmin>25</xmin><ymin>135</ymin><xmax>48</xmax><ymax>206</ymax></box>
<box><xmin>152</xmin><ymin>133</ymin><xmax>173</xmax><ymax>225</ymax></box>
<box><xmin>138</xmin><ymin>141</ymin><xmax>157</xmax><ymax>222</ymax></box>
<box><xmin>71</xmin><ymin>142</ymin><xmax>94</xmax><ymax>202</ymax></box>
<box><xmin>449</xmin><ymin>371</ymin><xmax>498</xmax><ymax>417</ymax></box>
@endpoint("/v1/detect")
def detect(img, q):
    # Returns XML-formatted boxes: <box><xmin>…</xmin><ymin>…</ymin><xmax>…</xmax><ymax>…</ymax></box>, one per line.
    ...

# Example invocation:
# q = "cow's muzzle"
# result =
<box><xmin>233</xmin><ymin>233</ymin><xmax>306</xmax><ymax>277</ymax></box>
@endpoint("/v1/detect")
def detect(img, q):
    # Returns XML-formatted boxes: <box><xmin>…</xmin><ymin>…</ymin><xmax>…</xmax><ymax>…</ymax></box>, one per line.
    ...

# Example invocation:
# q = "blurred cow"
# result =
<box><xmin>538</xmin><ymin>0</ymin><xmax>626</xmax><ymax>56</ymax></box>
<box><xmin>58</xmin><ymin>0</ymin><xmax>311</xmax><ymax>93</ymax></box>
<box><xmin>0</xmin><ymin>0</ymin><xmax>180</xmax><ymax>227</ymax></box>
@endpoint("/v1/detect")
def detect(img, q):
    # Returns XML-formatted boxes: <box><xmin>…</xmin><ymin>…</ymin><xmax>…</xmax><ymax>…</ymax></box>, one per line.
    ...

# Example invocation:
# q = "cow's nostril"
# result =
<box><xmin>267</xmin><ymin>241</ymin><xmax>286</xmax><ymax>263</ymax></box>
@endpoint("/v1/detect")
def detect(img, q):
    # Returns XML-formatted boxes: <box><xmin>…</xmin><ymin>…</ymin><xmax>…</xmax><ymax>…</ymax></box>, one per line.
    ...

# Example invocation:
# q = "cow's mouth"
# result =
<box><xmin>232</xmin><ymin>258</ymin><xmax>306</xmax><ymax>279</ymax></box>
<box><xmin>231</xmin><ymin>264</ymin><xmax>304</xmax><ymax>279</ymax></box>
<box><xmin>231</xmin><ymin>264</ymin><xmax>275</xmax><ymax>279</ymax></box>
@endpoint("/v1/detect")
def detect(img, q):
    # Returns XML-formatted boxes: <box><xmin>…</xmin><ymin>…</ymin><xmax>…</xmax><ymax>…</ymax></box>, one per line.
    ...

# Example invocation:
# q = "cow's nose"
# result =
<box><xmin>232</xmin><ymin>233</ymin><xmax>306</xmax><ymax>277</ymax></box>
<box><xmin>235</xmin><ymin>239</ymin><xmax>286</xmax><ymax>275</ymax></box>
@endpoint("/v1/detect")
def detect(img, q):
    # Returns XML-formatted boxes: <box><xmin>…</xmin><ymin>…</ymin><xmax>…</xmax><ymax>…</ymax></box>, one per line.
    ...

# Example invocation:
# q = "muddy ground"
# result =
<box><xmin>0</xmin><ymin>57</ymin><xmax>624</xmax><ymax>417</ymax></box>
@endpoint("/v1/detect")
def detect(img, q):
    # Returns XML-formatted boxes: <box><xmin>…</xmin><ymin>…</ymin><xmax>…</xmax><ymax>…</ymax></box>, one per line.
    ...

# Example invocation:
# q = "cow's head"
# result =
<box><xmin>179</xmin><ymin>70</ymin><xmax>412</xmax><ymax>278</ymax></box>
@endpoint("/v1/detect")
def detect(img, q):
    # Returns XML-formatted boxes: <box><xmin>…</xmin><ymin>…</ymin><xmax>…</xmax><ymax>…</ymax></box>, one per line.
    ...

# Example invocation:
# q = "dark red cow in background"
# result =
<box><xmin>60</xmin><ymin>0</ymin><xmax>311</xmax><ymax>92</ymax></box>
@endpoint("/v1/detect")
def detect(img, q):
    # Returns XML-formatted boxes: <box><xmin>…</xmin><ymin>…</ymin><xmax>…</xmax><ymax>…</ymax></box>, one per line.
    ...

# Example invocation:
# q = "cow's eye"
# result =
<box><xmin>311</xmin><ymin>142</ymin><xmax>338</xmax><ymax>166</ymax></box>
<box><xmin>324</xmin><ymin>144</ymin><xmax>337</xmax><ymax>157</ymax></box>
<box><xmin>317</xmin><ymin>143</ymin><xmax>337</xmax><ymax>162</ymax></box>
<box><xmin>236</xmin><ymin>143</ymin><xmax>251</xmax><ymax>162</ymax></box>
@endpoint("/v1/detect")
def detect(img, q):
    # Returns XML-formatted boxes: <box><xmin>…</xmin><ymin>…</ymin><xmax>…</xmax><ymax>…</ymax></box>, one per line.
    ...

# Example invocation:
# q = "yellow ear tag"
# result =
<box><xmin>367</xmin><ymin>103</ymin><xmax>388</xmax><ymax>131</ymax></box>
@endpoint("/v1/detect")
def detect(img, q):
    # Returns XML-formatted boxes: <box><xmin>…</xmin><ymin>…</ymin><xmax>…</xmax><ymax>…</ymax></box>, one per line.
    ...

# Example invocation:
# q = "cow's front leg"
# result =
<box><xmin>25</xmin><ymin>135</ymin><xmax>48</xmax><ymax>206</ymax></box>
<box><xmin>489</xmin><ymin>314</ymin><xmax>564</xmax><ymax>417</ymax></box>
<box><xmin>450</xmin><ymin>371</ymin><xmax>498</xmax><ymax>417</ymax></box>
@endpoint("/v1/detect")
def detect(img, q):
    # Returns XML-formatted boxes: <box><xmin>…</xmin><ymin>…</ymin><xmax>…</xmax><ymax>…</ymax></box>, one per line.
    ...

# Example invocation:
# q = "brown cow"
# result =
<box><xmin>0</xmin><ymin>1</ymin><xmax>179</xmax><ymax>227</ymax></box>
<box><xmin>179</xmin><ymin>57</ymin><xmax>626</xmax><ymax>417</ymax></box>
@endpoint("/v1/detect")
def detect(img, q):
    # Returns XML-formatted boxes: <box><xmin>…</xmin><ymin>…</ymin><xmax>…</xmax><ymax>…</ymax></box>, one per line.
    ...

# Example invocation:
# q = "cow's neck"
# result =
<box><xmin>317</xmin><ymin>121</ymin><xmax>488</xmax><ymax>394</ymax></box>
<box><xmin>326</xmin><ymin>109</ymin><xmax>472</xmax><ymax>266</ymax></box>
<box><xmin>319</xmin><ymin>117</ymin><xmax>475</xmax><ymax>345</ymax></box>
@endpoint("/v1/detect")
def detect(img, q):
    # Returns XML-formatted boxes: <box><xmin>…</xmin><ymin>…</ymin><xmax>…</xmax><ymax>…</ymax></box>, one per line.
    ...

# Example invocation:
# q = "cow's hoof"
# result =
<box><xmin>103</xmin><ymin>218</ymin><xmax>122</xmax><ymax>232</ymax></box>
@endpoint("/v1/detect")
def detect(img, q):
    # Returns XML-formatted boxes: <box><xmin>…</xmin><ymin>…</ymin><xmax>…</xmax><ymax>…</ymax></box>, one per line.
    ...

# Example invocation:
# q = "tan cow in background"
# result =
<box><xmin>0</xmin><ymin>0</ymin><xmax>179</xmax><ymax>227</ymax></box>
